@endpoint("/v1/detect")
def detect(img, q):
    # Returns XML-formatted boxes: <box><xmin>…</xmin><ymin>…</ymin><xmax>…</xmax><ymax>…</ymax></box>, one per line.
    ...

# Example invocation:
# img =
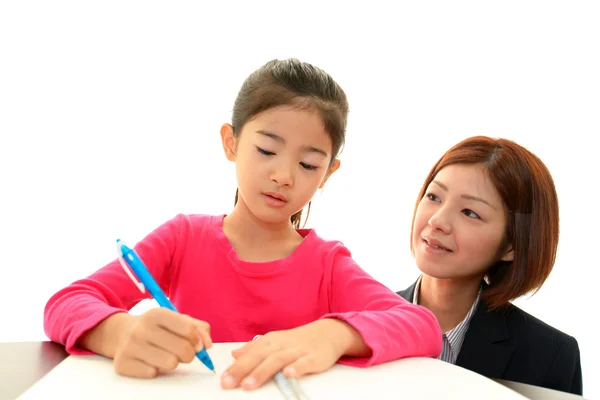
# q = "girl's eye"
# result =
<box><xmin>300</xmin><ymin>162</ymin><xmax>318</xmax><ymax>171</ymax></box>
<box><xmin>256</xmin><ymin>146</ymin><xmax>275</xmax><ymax>156</ymax></box>
<box><xmin>462</xmin><ymin>209</ymin><xmax>481</xmax><ymax>219</ymax></box>
<box><xmin>255</xmin><ymin>147</ymin><xmax>317</xmax><ymax>170</ymax></box>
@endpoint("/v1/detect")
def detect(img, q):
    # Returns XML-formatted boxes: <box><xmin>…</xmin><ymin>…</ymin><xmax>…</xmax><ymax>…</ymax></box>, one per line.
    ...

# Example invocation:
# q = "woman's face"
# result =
<box><xmin>412</xmin><ymin>163</ymin><xmax>513</xmax><ymax>280</ymax></box>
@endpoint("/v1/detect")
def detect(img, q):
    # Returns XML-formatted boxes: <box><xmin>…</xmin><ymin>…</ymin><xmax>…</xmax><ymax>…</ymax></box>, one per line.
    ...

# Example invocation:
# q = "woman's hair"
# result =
<box><xmin>411</xmin><ymin>136</ymin><xmax>559</xmax><ymax>310</ymax></box>
<box><xmin>231</xmin><ymin>58</ymin><xmax>349</xmax><ymax>228</ymax></box>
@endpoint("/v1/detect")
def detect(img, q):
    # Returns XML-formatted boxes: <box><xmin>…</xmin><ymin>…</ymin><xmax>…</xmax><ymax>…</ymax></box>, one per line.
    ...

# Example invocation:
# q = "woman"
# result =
<box><xmin>397</xmin><ymin>136</ymin><xmax>582</xmax><ymax>395</ymax></box>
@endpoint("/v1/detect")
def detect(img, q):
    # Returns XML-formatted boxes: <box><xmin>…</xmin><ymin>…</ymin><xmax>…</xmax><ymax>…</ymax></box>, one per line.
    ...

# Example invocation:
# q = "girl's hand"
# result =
<box><xmin>221</xmin><ymin>318</ymin><xmax>367</xmax><ymax>391</ymax></box>
<box><xmin>110</xmin><ymin>308</ymin><xmax>212</xmax><ymax>378</ymax></box>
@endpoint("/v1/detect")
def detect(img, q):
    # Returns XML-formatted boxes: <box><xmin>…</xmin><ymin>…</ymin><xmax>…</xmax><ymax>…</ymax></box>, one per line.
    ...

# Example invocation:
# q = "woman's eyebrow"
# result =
<box><xmin>432</xmin><ymin>180</ymin><xmax>496</xmax><ymax>210</ymax></box>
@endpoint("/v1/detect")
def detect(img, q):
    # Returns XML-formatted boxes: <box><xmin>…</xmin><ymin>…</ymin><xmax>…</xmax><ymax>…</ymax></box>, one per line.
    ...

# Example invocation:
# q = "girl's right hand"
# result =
<box><xmin>112</xmin><ymin>308</ymin><xmax>212</xmax><ymax>378</ymax></box>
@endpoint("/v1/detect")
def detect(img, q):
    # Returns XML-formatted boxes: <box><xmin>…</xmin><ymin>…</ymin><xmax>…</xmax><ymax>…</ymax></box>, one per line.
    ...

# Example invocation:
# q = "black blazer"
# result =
<box><xmin>397</xmin><ymin>280</ymin><xmax>583</xmax><ymax>395</ymax></box>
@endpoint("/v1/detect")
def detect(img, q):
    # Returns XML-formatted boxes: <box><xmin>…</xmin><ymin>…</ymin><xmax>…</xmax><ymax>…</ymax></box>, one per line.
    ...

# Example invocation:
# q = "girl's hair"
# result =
<box><xmin>410</xmin><ymin>136</ymin><xmax>559</xmax><ymax>310</ymax></box>
<box><xmin>231</xmin><ymin>58</ymin><xmax>349</xmax><ymax>229</ymax></box>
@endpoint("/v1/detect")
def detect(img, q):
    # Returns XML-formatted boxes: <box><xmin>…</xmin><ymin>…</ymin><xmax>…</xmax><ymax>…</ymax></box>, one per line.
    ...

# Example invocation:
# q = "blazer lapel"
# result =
<box><xmin>456</xmin><ymin>300</ymin><xmax>515</xmax><ymax>379</ymax></box>
<box><xmin>396</xmin><ymin>280</ymin><xmax>418</xmax><ymax>302</ymax></box>
<box><xmin>398</xmin><ymin>278</ymin><xmax>514</xmax><ymax>379</ymax></box>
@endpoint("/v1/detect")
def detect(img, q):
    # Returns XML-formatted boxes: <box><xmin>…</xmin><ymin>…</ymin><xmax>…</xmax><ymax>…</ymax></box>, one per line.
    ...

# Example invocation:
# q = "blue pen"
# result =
<box><xmin>116</xmin><ymin>239</ymin><xmax>215</xmax><ymax>374</ymax></box>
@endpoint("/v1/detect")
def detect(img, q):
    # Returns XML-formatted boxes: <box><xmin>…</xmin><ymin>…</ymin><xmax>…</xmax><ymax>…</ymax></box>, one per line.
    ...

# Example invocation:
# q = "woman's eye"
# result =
<box><xmin>426</xmin><ymin>193</ymin><xmax>440</xmax><ymax>202</ymax></box>
<box><xmin>463</xmin><ymin>209</ymin><xmax>481</xmax><ymax>219</ymax></box>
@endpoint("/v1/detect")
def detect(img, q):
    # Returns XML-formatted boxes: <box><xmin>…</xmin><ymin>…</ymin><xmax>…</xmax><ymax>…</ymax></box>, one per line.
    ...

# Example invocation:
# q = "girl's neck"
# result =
<box><xmin>418</xmin><ymin>274</ymin><xmax>482</xmax><ymax>333</ymax></box>
<box><xmin>222</xmin><ymin>198</ymin><xmax>303</xmax><ymax>260</ymax></box>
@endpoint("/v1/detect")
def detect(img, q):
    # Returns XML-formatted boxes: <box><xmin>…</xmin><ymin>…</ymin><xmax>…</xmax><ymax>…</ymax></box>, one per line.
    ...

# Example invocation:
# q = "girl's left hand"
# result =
<box><xmin>220</xmin><ymin>318</ymin><xmax>359</xmax><ymax>391</ymax></box>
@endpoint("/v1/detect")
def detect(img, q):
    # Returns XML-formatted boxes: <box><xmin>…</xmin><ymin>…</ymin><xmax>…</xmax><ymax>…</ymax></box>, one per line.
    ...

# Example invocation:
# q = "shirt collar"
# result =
<box><xmin>412</xmin><ymin>275</ymin><xmax>482</xmax><ymax>360</ymax></box>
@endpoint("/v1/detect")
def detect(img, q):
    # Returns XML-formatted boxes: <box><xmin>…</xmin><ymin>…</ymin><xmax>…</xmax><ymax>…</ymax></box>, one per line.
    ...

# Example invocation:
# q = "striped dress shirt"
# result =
<box><xmin>412</xmin><ymin>276</ymin><xmax>482</xmax><ymax>364</ymax></box>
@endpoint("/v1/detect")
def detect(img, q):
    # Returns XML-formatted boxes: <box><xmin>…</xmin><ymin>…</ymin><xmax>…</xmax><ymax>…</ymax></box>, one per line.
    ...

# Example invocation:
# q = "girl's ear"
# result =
<box><xmin>220</xmin><ymin>123</ymin><xmax>236</xmax><ymax>161</ymax></box>
<box><xmin>319</xmin><ymin>159</ymin><xmax>341</xmax><ymax>188</ymax></box>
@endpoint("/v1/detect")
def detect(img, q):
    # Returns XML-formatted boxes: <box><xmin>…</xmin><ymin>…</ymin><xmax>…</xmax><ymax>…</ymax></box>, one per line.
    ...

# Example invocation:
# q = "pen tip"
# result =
<box><xmin>212</xmin><ymin>370</ymin><xmax>216</xmax><ymax>374</ymax></box>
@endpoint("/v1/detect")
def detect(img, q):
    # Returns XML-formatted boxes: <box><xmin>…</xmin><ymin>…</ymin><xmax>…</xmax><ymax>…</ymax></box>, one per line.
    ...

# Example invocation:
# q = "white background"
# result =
<box><xmin>1</xmin><ymin>1</ymin><xmax>598</xmax><ymax>398</ymax></box>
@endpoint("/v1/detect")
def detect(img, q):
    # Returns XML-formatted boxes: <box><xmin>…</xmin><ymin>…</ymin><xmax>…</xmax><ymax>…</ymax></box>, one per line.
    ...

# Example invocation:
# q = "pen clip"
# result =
<box><xmin>116</xmin><ymin>239</ymin><xmax>146</xmax><ymax>294</ymax></box>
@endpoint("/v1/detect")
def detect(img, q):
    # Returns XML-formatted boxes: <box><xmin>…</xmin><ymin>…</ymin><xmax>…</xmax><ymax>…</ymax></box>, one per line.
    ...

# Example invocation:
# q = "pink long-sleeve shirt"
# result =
<box><xmin>44</xmin><ymin>214</ymin><xmax>442</xmax><ymax>366</ymax></box>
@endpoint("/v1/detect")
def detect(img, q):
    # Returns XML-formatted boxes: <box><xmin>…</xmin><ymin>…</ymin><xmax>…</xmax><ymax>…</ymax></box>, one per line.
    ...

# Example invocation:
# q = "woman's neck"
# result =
<box><xmin>418</xmin><ymin>274</ymin><xmax>482</xmax><ymax>333</ymax></box>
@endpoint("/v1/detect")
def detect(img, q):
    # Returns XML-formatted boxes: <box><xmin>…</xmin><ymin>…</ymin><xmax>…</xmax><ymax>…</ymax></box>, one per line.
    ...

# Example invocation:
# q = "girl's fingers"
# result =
<box><xmin>238</xmin><ymin>349</ymin><xmax>304</xmax><ymax>390</ymax></box>
<box><xmin>283</xmin><ymin>353</ymin><xmax>323</xmax><ymax>378</ymax></box>
<box><xmin>115</xmin><ymin>342</ymin><xmax>162</xmax><ymax>378</ymax></box>
<box><xmin>231</xmin><ymin>338</ymin><xmax>260</xmax><ymax>359</ymax></box>
<box><xmin>146</xmin><ymin>325</ymin><xmax>198</xmax><ymax>363</ymax></box>
<box><xmin>115</xmin><ymin>356</ymin><xmax>159</xmax><ymax>378</ymax></box>
<box><xmin>137</xmin><ymin>342</ymin><xmax>182</xmax><ymax>371</ymax></box>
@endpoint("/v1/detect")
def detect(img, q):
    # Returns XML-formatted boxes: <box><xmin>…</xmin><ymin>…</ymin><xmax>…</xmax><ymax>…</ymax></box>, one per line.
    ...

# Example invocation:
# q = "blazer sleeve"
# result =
<box><xmin>543</xmin><ymin>335</ymin><xmax>583</xmax><ymax>395</ymax></box>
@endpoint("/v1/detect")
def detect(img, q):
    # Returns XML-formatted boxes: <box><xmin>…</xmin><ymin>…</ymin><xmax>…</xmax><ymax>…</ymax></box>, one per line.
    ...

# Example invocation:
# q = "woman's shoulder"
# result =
<box><xmin>497</xmin><ymin>302</ymin><xmax>579</xmax><ymax>351</ymax></box>
<box><xmin>473</xmin><ymin>301</ymin><xmax>582</xmax><ymax>395</ymax></box>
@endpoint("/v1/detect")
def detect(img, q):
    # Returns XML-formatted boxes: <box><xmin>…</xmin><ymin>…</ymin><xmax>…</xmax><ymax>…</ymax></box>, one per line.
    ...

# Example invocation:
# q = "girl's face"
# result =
<box><xmin>412</xmin><ymin>163</ymin><xmax>514</xmax><ymax>281</ymax></box>
<box><xmin>221</xmin><ymin>105</ymin><xmax>340</xmax><ymax>226</ymax></box>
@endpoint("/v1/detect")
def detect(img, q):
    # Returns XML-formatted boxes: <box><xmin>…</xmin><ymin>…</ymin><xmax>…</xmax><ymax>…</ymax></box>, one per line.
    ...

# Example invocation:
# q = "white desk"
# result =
<box><xmin>15</xmin><ymin>342</ymin><xmax>538</xmax><ymax>399</ymax></box>
<box><xmin>494</xmin><ymin>379</ymin><xmax>586</xmax><ymax>400</ymax></box>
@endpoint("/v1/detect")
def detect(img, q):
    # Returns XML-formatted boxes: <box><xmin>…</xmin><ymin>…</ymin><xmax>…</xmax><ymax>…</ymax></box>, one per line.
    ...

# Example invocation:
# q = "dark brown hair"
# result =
<box><xmin>231</xmin><ymin>58</ymin><xmax>349</xmax><ymax>229</ymax></box>
<box><xmin>410</xmin><ymin>136</ymin><xmax>559</xmax><ymax>310</ymax></box>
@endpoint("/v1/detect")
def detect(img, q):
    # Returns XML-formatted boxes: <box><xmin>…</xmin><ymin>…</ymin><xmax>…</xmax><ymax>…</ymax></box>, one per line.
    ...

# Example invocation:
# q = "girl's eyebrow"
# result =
<box><xmin>256</xmin><ymin>130</ymin><xmax>329</xmax><ymax>157</ymax></box>
<box><xmin>432</xmin><ymin>180</ymin><xmax>496</xmax><ymax>210</ymax></box>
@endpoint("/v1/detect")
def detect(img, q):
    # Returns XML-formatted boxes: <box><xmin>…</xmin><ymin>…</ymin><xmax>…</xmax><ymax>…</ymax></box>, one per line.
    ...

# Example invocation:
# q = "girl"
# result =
<box><xmin>397</xmin><ymin>136</ymin><xmax>582</xmax><ymax>395</ymax></box>
<box><xmin>44</xmin><ymin>58</ymin><xmax>442</xmax><ymax>391</ymax></box>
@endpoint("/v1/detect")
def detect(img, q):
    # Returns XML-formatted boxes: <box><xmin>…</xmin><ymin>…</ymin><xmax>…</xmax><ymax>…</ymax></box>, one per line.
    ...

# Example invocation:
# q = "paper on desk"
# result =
<box><xmin>17</xmin><ymin>343</ymin><xmax>527</xmax><ymax>400</ymax></box>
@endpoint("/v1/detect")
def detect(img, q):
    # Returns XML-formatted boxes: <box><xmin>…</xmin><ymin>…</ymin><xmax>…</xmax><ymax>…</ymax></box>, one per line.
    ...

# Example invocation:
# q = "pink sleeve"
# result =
<box><xmin>43</xmin><ymin>214</ymin><xmax>185</xmax><ymax>355</ymax></box>
<box><xmin>322</xmin><ymin>247</ymin><xmax>442</xmax><ymax>367</ymax></box>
